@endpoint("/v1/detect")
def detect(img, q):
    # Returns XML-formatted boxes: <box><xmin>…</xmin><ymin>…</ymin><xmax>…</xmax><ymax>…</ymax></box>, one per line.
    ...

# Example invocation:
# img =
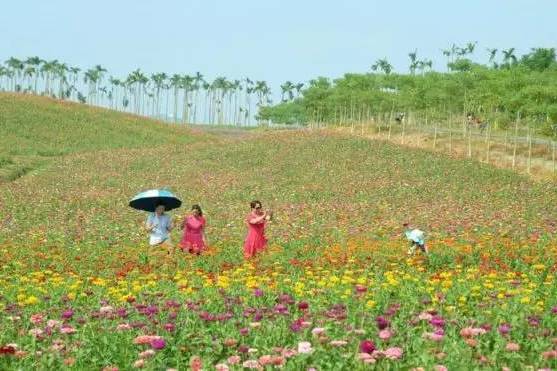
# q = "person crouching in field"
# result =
<box><xmin>145</xmin><ymin>202</ymin><xmax>174</xmax><ymax>254</ymax></box>
<box><xmin>179</xmin><ymin>204</ymin><xmax>208</xmax><ymax>255</ymax></box>
<box><xmin>403</xmin><ymin>223</ymin><xmax>428</xmax><ymax>255</ymax></box>
<box><xmin>244</xmin><ymin>200</ymin><xmax>272</xmax><ymax>259</ymax></box>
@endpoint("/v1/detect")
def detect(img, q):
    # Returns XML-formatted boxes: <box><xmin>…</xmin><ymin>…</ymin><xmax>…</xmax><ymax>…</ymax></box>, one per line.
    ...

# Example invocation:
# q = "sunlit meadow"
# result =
<box><xmin>1</xmin><ymin>95</ymin><xmax>557</xmax><ymax>370</ymax></box>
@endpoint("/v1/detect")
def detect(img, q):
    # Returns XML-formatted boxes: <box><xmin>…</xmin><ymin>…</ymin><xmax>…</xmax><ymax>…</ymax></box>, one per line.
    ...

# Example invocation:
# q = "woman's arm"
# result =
<box><xmin>248</xmin><ymin>213</ymin><xmax>267</xmax><ymax>224</ymax></box>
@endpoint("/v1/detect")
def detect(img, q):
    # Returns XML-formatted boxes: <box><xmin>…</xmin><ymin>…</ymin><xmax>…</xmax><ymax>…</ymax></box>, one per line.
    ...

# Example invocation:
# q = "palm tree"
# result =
<box><xmin>466</xmin><ymin>41</ymin><xmax>477</xmax><ymax>56</ymax></box>
<box><xmin>25</xmin><ymin>56</ymin><xmax>43</xmax><ymax>93</ymax></box>
<box><xmin>408</xmin><ymin>50</ymin><xmax>419</xmax><ymax>74</ymax></box>
<box><xmin>6</xmin><ymin>57</ymin><xmax>24</xmax><ymax>91</ymax></box>
<box><xmin>486</xmin><ymin>48</ymin><xmax>498</xmax><ymax>68</ymax></box>
<box><xmin>371</xmin><ymin>58</ymin><xmax>393</xmax><ymax>74</ymax></box>
<box><xmin>192</xmin><ymin>72</ymin><xmax>204</xmax><ymax>124</ymax></box>
<box><xmin>169</xmin><ymin>74</ymin><xmax>181</xmax><ymax>123</ymax></box>
<box><xmin>502</xmin><ymin>48</ymin><xmax>517</xmax><ymax>68</ymax></box>
<box><xmin>150</xmin><ymin>73</ymin><xmax>167</xmax><ymax>118</ymax></box>
<box><xmin>294</xmin><ymin>83</ymin><xmax>304</xmax><ymax>98</ymax></box>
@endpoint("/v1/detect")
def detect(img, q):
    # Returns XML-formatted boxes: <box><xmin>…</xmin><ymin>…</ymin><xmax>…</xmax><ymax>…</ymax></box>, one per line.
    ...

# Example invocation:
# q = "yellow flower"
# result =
<box><xmin>24</xmin><ymin>295</ymin><xmax>39</xmax><ymax>305</ymax></box>
<box><xmin>366</xmin><ymin>300</ymin><xmax>376</xmax><ymax>308</ymax></box>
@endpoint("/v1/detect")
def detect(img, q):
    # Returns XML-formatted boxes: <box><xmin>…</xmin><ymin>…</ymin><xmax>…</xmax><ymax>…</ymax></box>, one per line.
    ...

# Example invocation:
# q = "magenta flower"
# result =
<box><xmin>551</xmin><ymin>306</ymin><xmax>557</xmax><ymax>314</ymax></box>
<box><xmin>429</xmin><ymin>316</ymin><xmax>445</xmax><ymax>328</ymax></box>
<box><xmin>61</xmin><ymin>309</ymin><xmax>74</xmax><ymax>320</ymax></box>
<box><xmin>376</xmin><ymin>316</ymin><xmax>390</xmax><ymax>330</ymax></box>
<box><xmin>359</xmin><ymin>340</ymin><xmax>376</xmax><ymax>354</ymax></box>
<box><xmin>298</xmin><ymin>301</ymin><xmax>309</xmax><ymax>311</ymax></box>
<box><xmin>498</xmin><ymin>324</ymin><xmax>511</xmax><ymax>335</ymax></box>
<box><xmin>239</xmin><ymin>327</ymin><xmax>249</xmax><ymax>336</ymax></box>
<box><xmin>163</xmin><ymin>323</ymin><xmax>175</xmax><ymax>332</ymax></box>
<box><xmin>150</xmin><ymin>338</ymin><xmax>166</xmax><ymax>350</ymax></box>
<box><xmin>253</xmin><ymin>288</ymin><xmax>264</xmax><ymax>297</ymax></box>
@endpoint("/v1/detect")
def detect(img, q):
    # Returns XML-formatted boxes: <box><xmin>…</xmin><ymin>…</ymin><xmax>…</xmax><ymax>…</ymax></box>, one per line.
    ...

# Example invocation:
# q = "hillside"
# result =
<box><xmin>1</xmin><ymin>98</ymin><xmax>557</xmax><ymax>370</ymax></box>
<box><xmin>0</xmin><ymin>93</ymin><xmax>204</xmax><ymax>181</ymax></box>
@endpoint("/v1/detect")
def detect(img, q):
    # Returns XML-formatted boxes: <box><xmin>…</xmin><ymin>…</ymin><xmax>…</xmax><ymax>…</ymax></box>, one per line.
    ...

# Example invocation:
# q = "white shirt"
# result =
<box><xmin>147</xmin><ymin>213</ymin><xmax>171</xmax><ymax>245</ymax></box>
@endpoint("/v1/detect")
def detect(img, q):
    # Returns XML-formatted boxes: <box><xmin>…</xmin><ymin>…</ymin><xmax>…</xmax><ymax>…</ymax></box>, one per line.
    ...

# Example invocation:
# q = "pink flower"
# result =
<box><xmin>298</xmin><ymin>301</ymin><xmax>309</xmax><ymax>311</ymax></box>
<box><xmin>418</xmin><ymin>312</ymin><xmax>433</xmax><ymax>321</ymax></box>
<box><xmin>379</xmin><ymin>329</ymin><xmax>394</xmax><ymax>340</ymax></box>
<box><xmin>311</xmin><ymin>327</ymin><xmax>326</xmax><ymax>336</ymax></box>
<box><xmin>139</xmin><ymin>349</ymin><xmax>155</xmax><ymax>359</ymax></box>
<box><xmin>258</xmin><ymin>355</ymin><xmax>273</xmax><ymax>366</ymax></box>
<box><xmin>150</xmin><ymin>338</ymin><xmax>166</xmax><ymax>350</ymax></box>
<box><xmin>133</xmin><ymin>359</ymin><xmax>145</xmax><ymax>368</ymax></box>
<box><xmin>133</xmin><ymin>335</ymin><xmax>162</xmax><ymax>345</ymax></box>
<box><xmin>102</xmin><ymin>367</ymin><xmax>119</xmax><ymax>371</ymax></box>
<box><xmin>460</xmin><ymin>327</ymin><xmax>486</xmax><ymax>338</ymax></box>
<box><xmin>298</xmin><ymin>341</ymin><xmax>313</xmax><ymax>354</ymax></box>
<box><xmin>47</xmin><ymin>319</ymin><xmax>61</xmax><ymax>328</ymax></box>
<box><xmin>424</xmin><ymin>332</ymin><xmax>444</xmax><ymax>342</ymax></box>
<box><xmin>215</xmin><ymin>364</ymin><xmax>229</xmax><ymax>371</ymax></box>
<box><xmin>227</xmin><ymin>355</ymin><xmax>241</xmax><ymax>364</ymax></box>
<box><xmin>163</xmin><ymin>323</ymin><xmax>175</xmax><ymax>332</ymax></box>
<box><xmin>329</xmin><ymin>340</ymin><xmax>348</xmax><ymax>347</ymax></box>
<box><xmin>359</xmin><ymin>340</ymin><xmax>376</xmax><ymax>354</ymax></box>
<box><xmin>30</xmin><ymin>313</ymin><xmax>44</xmax><ymax>325</ymax></box>
<box><xmin>541</xmin><ymin>350</ymin><xmax>557</xmax><ymax>359</ymax></box>
<box><xmin>384</xmin><ymin>347</ymin><xmax>403</xmax><ymax>360</ymax></box>
<box><xmin>28</xmin><ymin>328</ymin><xmax>44</xmax><ymax>337</ymax></box>
<box><xmin>60</xmin><ymin>325</ymin><xmax>76</xmax><ymax>334</ymax></box>
<box><xmin>271</xmin><ymin>356</ymin><xmax>285</xmax><ymax>366</ymax></box>
<box><xmin>357</xmin><ymin>352</ymin><xmax>376</xmax><ymax>364</ymax></box>
<box><xmin>242</xmin><ymin>360</ymin><xmax>261</xmax><ymax>369</ymax></box>
<box><xmin>505</xmin><ymin>342</ymin><xmax>520</xmax><ymax>352</ymax></box>
<box><xmin>62</xmin><ymin>309</ymin><xmax>74</xmax><ymax>319</ymax></box>
<box><xmin>282</xmin><ymin>348</ymin><xmax>298</xmax><ymax>358</ymax></box>
<box><xmin>100</xmin><ymin>305</ymin><xmax>114</xmax><ymax>314</ymax></box>
<box><xmin>116</xmin><ymin>323</ymin><xmax>132</xmax><ymax>331</ymax></box>
<box><xmin>434</xmin><ymin>366</ymin><xmax>448</xmax><ymax>371</ymax></box>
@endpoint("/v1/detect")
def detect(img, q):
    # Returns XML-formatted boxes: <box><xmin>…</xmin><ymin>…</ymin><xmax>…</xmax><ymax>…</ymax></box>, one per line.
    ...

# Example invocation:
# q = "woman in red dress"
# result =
<box><xmin>179</xmin><ymin>205</ymin><xmax>207</xmax><ymax>255</ymax></box>
<box><xmin>244</xmin><ymin>200</ymin><xmax>272</xmax><ymax>259</ymax></box>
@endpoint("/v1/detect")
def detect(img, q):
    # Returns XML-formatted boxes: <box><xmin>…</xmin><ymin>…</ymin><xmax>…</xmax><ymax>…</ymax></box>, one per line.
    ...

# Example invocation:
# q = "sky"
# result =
<box><xmin>1</xmin><ymin>0</ymin><xmax>556</xmax><ymax>95</ymax></box>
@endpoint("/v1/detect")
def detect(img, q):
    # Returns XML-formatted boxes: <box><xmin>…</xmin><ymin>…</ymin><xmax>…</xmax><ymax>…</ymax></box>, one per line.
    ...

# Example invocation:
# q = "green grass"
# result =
<box><xmin>0</xmin><ymin>93</ymin><xmax>206</xmax><ymax>182</ymax></box>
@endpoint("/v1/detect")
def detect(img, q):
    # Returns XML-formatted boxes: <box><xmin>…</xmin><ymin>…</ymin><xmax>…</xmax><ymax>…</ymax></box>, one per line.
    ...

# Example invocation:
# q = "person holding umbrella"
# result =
<box><xmin>129</xmin><ymin>189</ymin><xmax>182</xmax><ymax>255</ymax></box>
<box><xmin>146</xmin><ymin>202</ymin><xmax>174</xmax><ymax>253</ymax></box>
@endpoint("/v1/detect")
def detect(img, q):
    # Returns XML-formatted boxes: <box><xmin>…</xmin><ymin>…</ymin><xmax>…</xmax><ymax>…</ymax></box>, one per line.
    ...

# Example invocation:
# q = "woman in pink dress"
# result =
<box><xmin>179</xmin><ymin>205</ymin><xmax>207</xmax><ymax>255</ymax></box>
<box><xmin>244</xmin><ymin>200</ymin><xmax>272</xmax><ymax>259</ymax></box>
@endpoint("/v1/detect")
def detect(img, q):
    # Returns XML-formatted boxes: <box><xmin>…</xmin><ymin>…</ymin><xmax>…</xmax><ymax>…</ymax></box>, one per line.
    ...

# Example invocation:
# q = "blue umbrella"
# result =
<box><xmin>129</xmin><ymin>189</ymin><xmax>182</xmax><ymax>212</ymax></box>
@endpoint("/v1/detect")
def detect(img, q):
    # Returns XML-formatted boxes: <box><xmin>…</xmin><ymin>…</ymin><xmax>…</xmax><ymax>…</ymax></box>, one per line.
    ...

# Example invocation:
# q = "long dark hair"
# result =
<box><xmin>191</xmin><ymin>204</ymin><xmax>203</xmax><ymax>216</ymax></box>
<box><xmin>250</xmin><ymin>200</ymin><xmax>262</xmax><ymax>209</ymax></box>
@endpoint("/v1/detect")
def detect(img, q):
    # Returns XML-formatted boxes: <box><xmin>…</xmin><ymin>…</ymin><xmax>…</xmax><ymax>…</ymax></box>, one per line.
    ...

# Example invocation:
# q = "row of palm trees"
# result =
<box><xmin>371</xmin><ymin>42</ymin><xmax>521</xmax><ymax>75</ymax></box>
<box><xmin>0</xmin><ymin>57</ymin><xmax>303</xmax><ymax>126</ymax></box>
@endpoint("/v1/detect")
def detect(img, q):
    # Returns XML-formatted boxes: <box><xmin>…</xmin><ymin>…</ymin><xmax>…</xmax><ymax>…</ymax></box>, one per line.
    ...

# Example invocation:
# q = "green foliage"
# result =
<box><xmin>0</xmin><ymin>93</ymin><xmax>207</xmax><ymax>181</ymax></box>
<box><xmin>258</xmin><ymin>100</ymin><xmax>306</xmax><ymax>125</ymax></box>
<box><xmin>263</xmin><ymin>49</ymin><xmax>557</xmax><ymax>128</ymax></box>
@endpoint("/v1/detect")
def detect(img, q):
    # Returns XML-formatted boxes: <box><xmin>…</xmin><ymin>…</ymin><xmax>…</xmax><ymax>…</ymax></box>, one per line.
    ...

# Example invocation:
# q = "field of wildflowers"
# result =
<box><xmin>1</xmin><ymin>97</ymin><xmax>557</xmax><ymax>370</ymax></box>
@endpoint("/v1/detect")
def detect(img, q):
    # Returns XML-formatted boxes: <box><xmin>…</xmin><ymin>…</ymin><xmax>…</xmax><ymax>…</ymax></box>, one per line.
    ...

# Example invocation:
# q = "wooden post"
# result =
<box><xmin>485</xmin><ymin>126</ymin><xmax>491</xmax><ymax>164</ymax></box>
<box><xmin>551</xmin><ymin>142</ymin><xmax>557</xmax><ymax>175</ymax></box>
<box><xmin>527</xmin><ymin>123</ymin><xmax>532</xmax><ymax>174</ymax></box>
<box><xmin>467</xmin><ymin>125</ymin><xmax>472</xmax><ymax>158</ymax></box>
<box><xmin>359</xmin><ymin>106</ymin><xmax>364</xmax><ymax>136</ymax></box>
<box><xmin>433</xmin><ymin>122</ymin><xmax>438</xmax><ymax>150</ymax></box>
<box><xmin>388</xmin><ymin>108</ymin><xmax>394</xmax><ymax>140</ymax></box>
<box><xmin>512</xmin><ymin>113</ymin><xmax>519</xmax><ymax>169</ymax></box>
<box><xmin>401</xmin><ymin>112</ymin><xmax>406</xmax><ymax>145</ymax></box>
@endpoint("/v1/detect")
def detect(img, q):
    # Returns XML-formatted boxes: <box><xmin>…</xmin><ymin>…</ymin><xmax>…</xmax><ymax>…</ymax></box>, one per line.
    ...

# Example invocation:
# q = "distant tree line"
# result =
<box><xmin>259</xmin><ymin>44</ymin><xmax>557</xmax><ymax>137</ymax></box>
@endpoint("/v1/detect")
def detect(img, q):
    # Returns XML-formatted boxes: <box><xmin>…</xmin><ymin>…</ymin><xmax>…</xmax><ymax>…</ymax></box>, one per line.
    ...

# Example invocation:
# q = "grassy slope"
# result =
<box><xmin>0</xmin><ymin>93</ymin><xmax>204</xmax><ymax>181</ymax></box>
<box><xmin>1</xmin><ymin>124</ymin><xmax>556</xmax><ymax>263</ymax></box>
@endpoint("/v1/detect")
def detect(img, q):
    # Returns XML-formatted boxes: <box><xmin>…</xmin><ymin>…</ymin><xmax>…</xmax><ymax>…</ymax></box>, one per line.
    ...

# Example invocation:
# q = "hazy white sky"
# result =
<box><xmin>2</xmin><ymin>0</ymin><xmax>556</xmax><ymax>92</ymax></box>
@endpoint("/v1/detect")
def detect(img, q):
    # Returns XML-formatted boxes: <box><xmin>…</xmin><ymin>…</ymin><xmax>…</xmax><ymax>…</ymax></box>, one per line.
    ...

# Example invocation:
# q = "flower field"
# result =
<box><xmin>1</xmin><ymin>97</ymin><xmax>557</xmax><ymax>370</ymax></box>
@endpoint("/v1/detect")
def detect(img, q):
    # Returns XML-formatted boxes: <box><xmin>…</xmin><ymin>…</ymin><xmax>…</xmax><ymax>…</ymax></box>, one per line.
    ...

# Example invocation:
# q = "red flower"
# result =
<box><xmin>0</xmin><ymin>345</ymin><xmax>16</xmax><ymax>355</ymax></box>
<box><xmin>359</xmin><ymin>340</ymin><xmax>376</xmax><ymax>354</ymax></box>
